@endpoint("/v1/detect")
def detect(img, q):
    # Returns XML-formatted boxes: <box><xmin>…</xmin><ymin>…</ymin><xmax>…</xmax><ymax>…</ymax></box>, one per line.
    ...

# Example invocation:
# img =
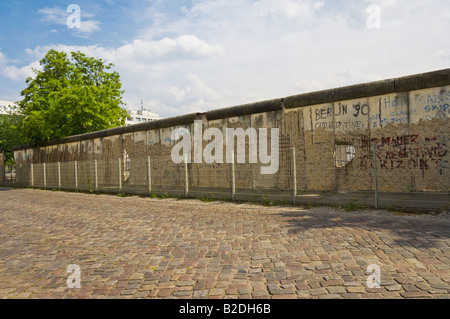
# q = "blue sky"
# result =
<box><xmin>0</xmin><ymin>0</ymin><xmax>449</xmax><ymax>118</ymax></box>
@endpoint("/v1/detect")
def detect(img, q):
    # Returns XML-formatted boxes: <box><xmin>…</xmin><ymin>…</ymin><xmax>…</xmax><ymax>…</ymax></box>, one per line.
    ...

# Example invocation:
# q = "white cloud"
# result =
<box><xmin>314</xmin><ymin>2</ymin><xmax>325</xmax><ymax>9</ymax></box>
<box><xmin>0</xmin><ymin>50</ymin><xmax>6</xmax><ymax>65</ymax></box>
<box><xmin>1</xmin><ymin>63</ymin><xmax>38</xmax><ymax>81</ymax></box>
<box><xmin>38</xmin><ymin>6</ymin><xmax>101</xmax><ymax>37</ymax></box>
<box><xmin>437</xmin><ymin>50</ymin><xmax>449</xmax><ymax>59</ymax></box>
<box><xmin>27</xmin><ymin>35</ymin><xmax>224</xmax><ymax>63</ymax></box>
<box><xmin>0</xmin><ymin>50</ymin><xmax>41</xmax><ymax>81</ymax></box>
<box><xmin>38</xmin><ymin>7</ymin><xmax>67</xmax><ymax>25</ymax></box>
<box><xmin>76</xmin><ymin>20</ymin><xmax>101</xmax><ymax>37</ymax></box>
<box><xmin>255</xmin><ymin>0</ymin><xmax>316</xmax><ymax>20</ymax></box>
<box><xmin>165</xmin><ymin>74</ymin><xmax>232</xmax><ymax>112</ymax></box>
<box><xmin>115</xmin><ymin>36</ymin><xmax>224</xmax><ymax>62</ymax></box>
<box><xmin>293</xmin><ymin>69</ymin><xmax>385</xmax><ymax>94</ymax></box>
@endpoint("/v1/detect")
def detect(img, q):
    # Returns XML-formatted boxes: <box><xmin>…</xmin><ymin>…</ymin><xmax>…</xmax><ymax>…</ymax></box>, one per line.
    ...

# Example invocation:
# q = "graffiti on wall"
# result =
<box><xmin>369</xmin><ymin>96</ymin><xmax>415</xmax><ymax>129</ymax></box>
<box><xmin>311</xmin><ymin>102</ymin><xmax>368</xmax><ymax>131</ymax></box>
<box><xmin>415</xmin><ymin>91</ymin><xmax>450</xmax><ymax>121</ymax></box>
<box><xmin>360</xmin><ymin>134</ymin><xmax>448</xmax><ymax>174</ymax></box>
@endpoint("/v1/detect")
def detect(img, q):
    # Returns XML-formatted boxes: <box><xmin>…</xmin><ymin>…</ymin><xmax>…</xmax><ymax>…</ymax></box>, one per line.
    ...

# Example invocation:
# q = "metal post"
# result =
<box><xmin>58</xmin><ymin>162</ymin><xmax>61</xmax><ymax>189</ymax></box>
<box><xmin>74</xmin><ymin>160</ymin><xmax>78</xmax><ymax>189</ymax></box>
<box><xmin>94</xmin><ymin>159</ymin><xmax>98</xmax><ymax>191</ymax></box>
<box><xmin>292</xmin><ymin>148</ymin><xmax>297</xmax><ymax>205</ymax></box>
<box><xmin>147</xmin><ymin>156</ymin><xmax>152</xmax><ymax>195</ymax></box>
<box><xmin>184</xmin><ymin>154</ymin><xmax>188</xmax><ymax>198</ymax></box>
<box><xmin>43</xmin><ymin>162</ymin><xmax>47</xmax><ymax>188</ymax></box>
<box><xmin>231</xmin><ymin>150</ymin><xmax>235</xmax><ymax>201</ymax></box>
<box><xmin>13</xmin><ymin>164</ymin><xmax>17</xmax><ymax>186</ymax></box>
<box><xmin>118</xmin><ymin>158</ymin><xmax>122</xmax><ymax>191</ymax></box>
<box><xmin>373</xmin><ymin>143</ymin><xmax>379</xmax><ymax>209</ymax></box>
<box><xmin>31</xmin><ymin>163</ymin><xmax>34</xmax><ymax>187</ymax></box>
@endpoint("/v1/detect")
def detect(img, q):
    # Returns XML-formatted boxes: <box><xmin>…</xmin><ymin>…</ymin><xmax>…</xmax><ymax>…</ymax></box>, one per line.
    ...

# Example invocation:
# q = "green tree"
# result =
<box><xmin>0</xmin><ymin>105</ymin><xmax>23</xmax><ymax>165</ymax></box>
<box><xmin>18</xmin><ymin>49</ymin><xmax>127</xmax><ymax>143</ymax></box>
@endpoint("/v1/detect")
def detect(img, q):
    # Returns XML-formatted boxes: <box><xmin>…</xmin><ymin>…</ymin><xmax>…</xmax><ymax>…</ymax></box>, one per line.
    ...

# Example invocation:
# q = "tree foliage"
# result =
<box><xmin>18</xmin><ymin>49</ymin><xmax>127</xmax><ymax>143</ymax></box>
<box><xmin>0</xmin><ymin>105</ymin><xmax>23</xmax><ymax>165</ymax></box>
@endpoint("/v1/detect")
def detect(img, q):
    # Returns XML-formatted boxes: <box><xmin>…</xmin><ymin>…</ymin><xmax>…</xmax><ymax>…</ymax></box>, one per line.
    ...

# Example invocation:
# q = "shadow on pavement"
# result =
<box><xmin>277</xmin><ymin>208</ymin><xmax>450</xmax><ymax>249</ymax></box>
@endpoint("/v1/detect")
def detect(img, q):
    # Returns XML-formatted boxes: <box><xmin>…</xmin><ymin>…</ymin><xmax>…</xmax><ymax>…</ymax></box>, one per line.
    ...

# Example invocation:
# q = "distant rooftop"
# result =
<box><xmin>125</xmin><ymin>108</ymin><xmax>162</xmax><ymax>126</ymax></box>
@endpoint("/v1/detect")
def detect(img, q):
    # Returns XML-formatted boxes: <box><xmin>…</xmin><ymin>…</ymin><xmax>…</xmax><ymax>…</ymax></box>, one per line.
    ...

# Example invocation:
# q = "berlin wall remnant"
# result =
<box><xmin>13</xmin><ymin>69</ymin><xmax>450</xmax><ymax>193</ymax></box>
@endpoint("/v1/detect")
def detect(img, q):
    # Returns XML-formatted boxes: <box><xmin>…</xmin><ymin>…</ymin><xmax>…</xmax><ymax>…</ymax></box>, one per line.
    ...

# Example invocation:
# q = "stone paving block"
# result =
<box><xmin>193</xmin><ymin>290</ymin><xmax>208</xmax><ymax>299</ymax></box>
<box><xmin>310</xmin><ymin>288</ymin><xmax>327</xmax><ymax>296</ymax></box>
<box><xmin>267</xmin><ymin>284</ymin><xmax>279</xmax><ymax>291</ymax></box>
<box><xmin>400</xmin><ymin>291</ymin><xmax>432</xmax><ymax>298</ymax></box>
<box><xmin>269</xmin><ymin>289</ymin><xmax>296</xmax><ymax>295</ymax></box>
<box><xmin>319</xmin><ymin>294</ymin><xmax>342</xmax><ymax>299</ymax></box>
<box><xmin>252</xmin><ymin>291</ymin><xmax>269</xmax><ymax>298</ymax></box>
<box><xmin>385</xmin><ymin>284</ymin><xmax>402</xmax><ymax>292</ymax></box>
<box><xmin>343</xmin><ymin>281</ymin><xmax>362</xmax><ymax>287</ymax></box>
<box><xmin>346</xmin><ymin>286</ymin><xmax>366</xmax><ymax>293</ymax></box>
<box><xmin>430</xmin><ymin>283</ymin><xmax>450</xmax><ymax>290</ymax></box>
<box><xmin>209</xmin><ymin>288</ymin><xmax>225</xmax><ymax>296</ymax></box>
<box><xmin>173</xmin><ymin>290</ymin><xmax>192</xmax><ymax>297</ymax></box>
<box><xmin>320</xmin><ymin>280</ymin><xmax>342</xmax><ymax>287</ymax></box>
<box><xmin>326</xmin><ymin>286</ymin><xmax>347</xmax><ymax>294</ymax></box>
<box><xmin>428</xmin><ymin>289</ymin><xmax>449</xmax><ymax>294</ymax></box>
<box><xmin>238</xmin><ymin>287</ymin><xmax>252</xmax><ymax>294</ymax></box>
<box><xmin>272</xmin><ymin>294</ymin><xmax>297</xmax><ymax>299</ymax></box>
<box><xmin>308</xmin><ymin>282</ymin><xmax>322</xmax><ymax>289</ymax></box>
<box><xmin>176</xmin><ymin>280</ymin><xmax>195</xmax><ymax>287</ymax></box>
<box><xmin>340</xmin><ymin>292</ymin><xmax>362</xmax><ymax>299</ymax></box>
<box><xmin>120</xmin><ymin>289</ymin><xmax>138</xmax><ymax>296</ymax></box>
<box><xmin>133</xmin><ymin>291</ymin><xmax>150</xmax><ymax>298</ymax></box>
<box><xmin>157</xmin><ymin>289</ymin><xmax>172</xmax><ymax>297</ymax></box>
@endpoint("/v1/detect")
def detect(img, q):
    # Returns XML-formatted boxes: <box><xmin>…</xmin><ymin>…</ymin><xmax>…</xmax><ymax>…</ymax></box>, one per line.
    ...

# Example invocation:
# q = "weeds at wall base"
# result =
<box><xmin>341</xmin><ymin>199</ymin><xmax>368</xmax><ymax>212</ymax></box>
<box><xmin>1</xmin><ymin>184</ymin><xmax>447</xmax><ymax>216</ymax></box>
<box><xmin>199</xmin><ymin>192</ymin><xmax>216</xmax><ymax>202</ymax></box>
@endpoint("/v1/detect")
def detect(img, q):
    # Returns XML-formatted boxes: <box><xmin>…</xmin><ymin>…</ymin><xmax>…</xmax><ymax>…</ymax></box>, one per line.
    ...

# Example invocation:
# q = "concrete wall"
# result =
<box><xmin>13</xmin><ymin>69</ymin><xmax>450</xmax><ymax>193</ymax></box>
<box><xmin>0</xmin><ymin>151</ymin><xmax>4</xmax><ymax>184</ymax></box>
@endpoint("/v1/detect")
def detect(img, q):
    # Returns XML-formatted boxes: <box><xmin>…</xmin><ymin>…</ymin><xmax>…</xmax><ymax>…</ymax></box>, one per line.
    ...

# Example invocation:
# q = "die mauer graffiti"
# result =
<box><xmin>360</xmin><ymin>135</ymin><xmax>448</xmax><ymax>174</ymax></box>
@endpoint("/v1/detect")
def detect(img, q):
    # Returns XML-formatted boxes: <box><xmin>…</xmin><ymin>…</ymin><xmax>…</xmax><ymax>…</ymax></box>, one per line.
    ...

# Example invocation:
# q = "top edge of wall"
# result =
<box><xmin>14</xmin><ymin>112</ymin><xmax>201</xmax><ymax>151</ymax></box>
<box><xmin>13</xmin><ymin>68</ymin><xmax>450</xmax><ymax>151</ymax></box>
<box><xmin>284</xmin><ymin>68</ymin><xmax>450</xmax><ymax>109</ymax></box>
<box><xmin>205</xmin><ymin>98</ymin><xmax>283</xmax><ymax>121</ymax></box>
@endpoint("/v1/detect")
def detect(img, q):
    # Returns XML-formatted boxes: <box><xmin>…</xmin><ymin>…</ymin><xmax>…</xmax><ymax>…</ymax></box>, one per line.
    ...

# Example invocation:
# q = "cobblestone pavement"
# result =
<box><xmin>0</xmin><ymin>188</ymin><xmax>449</xmax><ymax>299</ymax></box>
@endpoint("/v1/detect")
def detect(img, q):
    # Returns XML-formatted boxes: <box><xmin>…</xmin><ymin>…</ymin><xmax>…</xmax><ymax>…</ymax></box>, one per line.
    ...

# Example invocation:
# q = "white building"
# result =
<box><xmin>125</xmin><ymin>109</ymin><xmax>161</xmax><ymax>126</ymax></box>
<box><xmin>1</xmin><ymin>100</ymin><xmax>163</xmax><ymax>125</ymax></box>
<box><xmin>0</xmin><ymin>100</ymin><xmax>16</xmax><ymax>115</ymax></box>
